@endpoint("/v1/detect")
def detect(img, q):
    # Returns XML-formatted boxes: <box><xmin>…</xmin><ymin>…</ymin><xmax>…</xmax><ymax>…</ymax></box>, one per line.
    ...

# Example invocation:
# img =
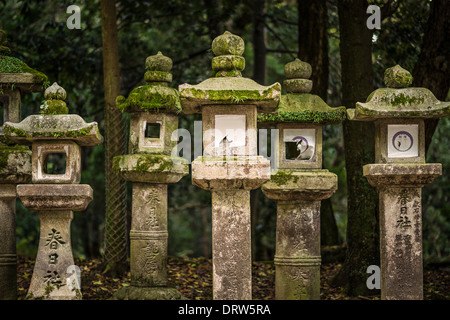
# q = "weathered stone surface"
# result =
<box><xmin>384</xmin><ymin>65</ymin><xmax>413</xmax><ymax>88</ymax></box>
<box><xmin>363</xmin><ymin>163</ymin><xmax>442</xmax><ymax>187</ymax></box>
<box><xmin>274</xmin><ymin>200</ymin><xmax>321</xmax><ymax>300</ymax></box>
<box><xmin>17</xmin><ymin>184</ymin><xmax>93</xmax><ymax>211</ymax></box>
<box><xmin>129</xmin><ymin>183</ymin><xmax>168</xmax><ymax>287</ymax></box>
<box><xmin>44</xmin><ymin>82</ymin><xmax>67</xmax><ymax>100</ymax></box>
<box><xmin>348</xmin><ymin>87</ymin><xmax>450</xmax><ymax>121</ymax></box>
<box><xmin>116</xmin><ymin>85</ymin><xmax>181</xmax><ymax>114</ymax></box>
<box><xmin>192</xmin><ymin>156</ymin><xmax>271</xmax><ymax>191</ymax></box>
<box><xmin>211</xmin><ymin>31</ymin><xmax>245</xmax><ymax>56</ymax></box>
<box><xmin>27</xmin><ymin>211</ymin><xmax>81</xmax><ymax>300</ymax></box>
<box><xmin>0</xmin><ymin>143</ymin><xmax>31</xmax><ymax>184</ymax></box>
<box><xmin>110</xmin><ymin>286</ymin><xmax>185</xmax><ymax>300</ymax></box>
<box><xmin>179</xmin><ymin>77</ymin><xmax>281</xmax><ymax>114</ymax></box>
<box><xmin>145</xmin><ymin>51</ymin><xmax>173</xmax><ymax>72</ymax></box>
<box><xmin>212</xmin><ymin>189</ymin><xmax>251</xmax><ymax>300</ymax></box>
<box><xmin>0</xmin><ymin>184</ymin><xmax>17</xmax><ymax>300</ymax></box>
<box><xmin>284</xmin><ymin>58</ymin><xmax>312</xmax><ymax>80</ymax></box>
<box><xmin>127</xmin><ymin>113</ymin><xmax>178</xmax><ymax>155</ymax></box>
<box><xmin>262</xmin><ymin>169</ymin><xmax>337</xmax><ymax>201</ymax></box>
<box><xmin>32</xmin><ymin>140</ymin><xmax>81</xmax><ymax>184</ymax></box>
<box><xmin>201</xmin><ymin>105</ymin><xmax>258</xmax><ymax>157</ymax></box>
<box><xmin>3</xmin><ymin>114</ymin><xmax>103</xmax><ymax>146</ymax></box>
<box><xmin>258</xmin><ymin>93</ymin><xmax>347</xmax><ymax>125</ymax></box>
<box><xmin>283</xmin><ymin>78</ymin><xmax>312</xmax><ymax>94</ymax></box>
<box><xmin>113</xmin><ymin>154</ymin><xmax>189</xmax><ymax>184</ymax></box>
<box><xmin>378</xmin><ymin>187</ymin><xmax>424</xmax><ymax>300</ymax></box>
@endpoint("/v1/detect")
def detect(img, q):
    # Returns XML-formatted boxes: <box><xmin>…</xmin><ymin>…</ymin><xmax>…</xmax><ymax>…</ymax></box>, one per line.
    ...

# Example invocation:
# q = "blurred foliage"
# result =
<box><xmin>1</xmin><ymin>0</ymin><xmax>448</xmax><ymax>263</ymax></box>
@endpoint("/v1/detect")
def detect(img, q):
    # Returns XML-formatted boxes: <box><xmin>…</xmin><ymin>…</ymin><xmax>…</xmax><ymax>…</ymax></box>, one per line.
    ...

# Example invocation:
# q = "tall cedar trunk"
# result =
<box><xmin>101</xmin><ymin>0</ymin><xmax>128</xmax><ymax>275</ymax></box>
<box><xmin>298</xmin><ymin>0</ymin><xmax>339</xmax><ymax>246</ymax></box>
<box><xmin>331</xmin><ymin>0</ymin><xmax>380</xmax><ymax>296</ymax></box>
<box><xmin>413</xmin><ymin>0</ymin><xmax>450</xmax><ymax>151</ymax></box>
<box><xmin>250</xmin><ymin>0</ymin><xmax>267</xmax><ymax>260</ymax></box>
<box><xmin>252</xmin><ymin>0</ymin><xmax>267</xmax><ymax>85</ymax></box>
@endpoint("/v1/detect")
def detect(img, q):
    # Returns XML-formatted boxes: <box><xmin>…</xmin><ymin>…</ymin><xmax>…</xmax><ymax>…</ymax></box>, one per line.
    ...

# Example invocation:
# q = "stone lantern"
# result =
<box><xmin>347</xmin><ymin>65</ymin><xmax>450</xmax><ymax>300</ymax></box>
<box><xmin>179</xmin><ymin>31</ymin><xmax>281</xmax><ymax>300</ymax></box>
<box><xmin>259</xmin><ymin>58</ymin><xmax>347</xmax><ymax>300</ymax></box>
<box><xmin>4</xmin><ymin>82</ymin><xmax>103</xmax><ymax>300</ymax></box>
<box><xmin>0</xmin><ymin>29</ymin><xmax>48</xmax><ymax>300</ymax></box>
<box><xmin>112</xmin><ymin>52</ymin><xmax>189</xmax><ymax>300</ymax></box>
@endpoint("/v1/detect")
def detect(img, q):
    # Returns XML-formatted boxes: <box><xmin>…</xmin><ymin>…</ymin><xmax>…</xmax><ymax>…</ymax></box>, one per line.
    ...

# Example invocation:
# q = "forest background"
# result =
<box><xmin>1</xmin><ymin>0</ymin><xmax>448</xmax><ymax>297</ymax></box>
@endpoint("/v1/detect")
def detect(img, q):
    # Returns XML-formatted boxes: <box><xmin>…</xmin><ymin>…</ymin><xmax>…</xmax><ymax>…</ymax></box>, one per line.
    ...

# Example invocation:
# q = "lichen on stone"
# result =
<box><xmin>116</xmin><ymin>84</ymin><xmax>182</xmax><ymax>114</ymax></box>
<box><xmin>0</xmin><ymin>55</ymin><xmax>48</xmax><ymax>84</ymax></box>
<box><xmin>258</xmin><ymin>93</ymin><xmax>347</xmax><ymax>124</ymax></box>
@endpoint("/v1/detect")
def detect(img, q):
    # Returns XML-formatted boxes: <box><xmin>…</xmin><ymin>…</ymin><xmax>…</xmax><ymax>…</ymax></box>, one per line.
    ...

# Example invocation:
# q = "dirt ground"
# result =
<box><xmin>15</xmin><ymin>256</ymin><xmax>450</xmax><ymax>300</ymax></box>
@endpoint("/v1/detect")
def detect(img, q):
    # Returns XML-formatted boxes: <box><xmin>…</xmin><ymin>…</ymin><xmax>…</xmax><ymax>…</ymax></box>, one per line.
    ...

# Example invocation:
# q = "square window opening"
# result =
<box><xmin>145</xmin><ymin>123</ymin><xmax>161</xmax><ymax>139</ymax></box>
<box><xmin>43</xmin><ymin>152</ymin><xmax>67</xmax><ymax>175</ymax></box>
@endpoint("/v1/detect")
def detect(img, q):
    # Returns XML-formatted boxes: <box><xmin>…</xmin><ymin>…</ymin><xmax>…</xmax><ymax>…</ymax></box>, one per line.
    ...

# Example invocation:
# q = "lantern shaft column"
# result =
<box><xmin>192</xmin><ymin>156</ymin><xmax>271</xmax><ymax>300</ymax></box>
<box><xmin>364</xmin><ymin>163</ymin><xmax>442</xmax><ymax>300</ymax></box>
<box><xmin>0</xmin><ymin>185</ymin><xmax>17</xmax><ymax>300</ymax></box>
<box><xmin>212</xmin><ymin>189</ymin><xmax>251</xmax><ymax>300</ymax></box>
<box><xmin>262</xmin><ymin>170</ymin><xmax>337</xmax><ymax>300</ymax></box>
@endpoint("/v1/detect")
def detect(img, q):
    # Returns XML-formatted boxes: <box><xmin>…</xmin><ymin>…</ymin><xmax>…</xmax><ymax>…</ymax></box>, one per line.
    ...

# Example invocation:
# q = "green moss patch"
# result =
<box><xmin>116</xmin><ymin>85</ymin><xmax>181</xmax><ymax>114</ymax></box>
<box><xmin>258</xmin><ymin>94</ymin><xmax>347</xmax><ymax>124</ymax></box>
<box><xmin>0</xmin><ymin>55</ymin><xmax>48</xmax><ymax>84</ymax></box>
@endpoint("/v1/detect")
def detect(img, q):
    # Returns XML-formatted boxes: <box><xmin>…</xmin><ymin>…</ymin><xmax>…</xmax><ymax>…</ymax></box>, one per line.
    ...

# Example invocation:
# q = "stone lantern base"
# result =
<box><xmin>111</xmin><ymin>286</ymin><xmax>186</xmax><ymax>300</ymax></box>
<box><xmin>192</xmin><ymin>156</ymin><xmax>271</xmax><ymax>300</ymax></box>
<box><xmin>17</xmin><ymin>184</ymin><xmax>93</xmax><ymax>300</ymax></box>
<box><xmin>262</xmin><ymin>169</ymin><xmax>337</xmax><ymax>300</ymax></box>
<box><xmin>363</xmin><ymin>163</ymin><xmax>442</xmax><ymax>300</ymax></box>
<box><xmin>112</xmin><ymin>154</ymin><xmax>189</xmax><ymax>300</ymax></box>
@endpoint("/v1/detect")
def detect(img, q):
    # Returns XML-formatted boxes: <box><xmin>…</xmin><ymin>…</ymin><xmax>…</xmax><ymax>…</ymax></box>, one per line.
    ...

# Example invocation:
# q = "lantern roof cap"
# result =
<box><xmin>347</xmin><ymin>65</ymin><xmax>450</xmax><ymax>121</ymax></box>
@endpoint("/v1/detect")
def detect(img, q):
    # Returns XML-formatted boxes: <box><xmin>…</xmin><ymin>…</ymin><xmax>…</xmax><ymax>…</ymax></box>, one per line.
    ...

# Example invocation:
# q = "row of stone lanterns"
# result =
<box><xmin>1</xmin><ymin>30</ymin><xmax>449</xmax><ymax>301</ymax></box>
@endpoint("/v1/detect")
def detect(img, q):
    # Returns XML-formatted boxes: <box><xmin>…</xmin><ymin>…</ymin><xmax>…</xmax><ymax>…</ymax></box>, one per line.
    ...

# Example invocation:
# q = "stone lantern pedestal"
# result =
<box><xmin>363</xmin><ymin>164</ymin><xmax>441</xmax><ymax>299</ymax></box>
<box><xmin>111</xmin><ymin>52</ymin><xmax>189</xmax><ymax>300</ymax></box>
<box><xmin>0</xmin><ymin>29</ymin><xmax>47</xmax><ymax>299</ymax></box>
<box><xmin>259</xmin><ymin>58</ymin><xmax>346</xmax><ymax>300</ymax></box>
<box><xmin>179</xmin><ymin>31</ymin><xmax>281</xmax><ymax>300</ymax></box>
<box><xmin>112</xmin><ymin>154</ymin><xmax>189</xmax><ymax>299</ymax></box>
<box><xmin>262</xmin><ymin>171</ymin><xmax>337</xmax><ymax>299</ymax></box>
<box><xmin>348</xmin><ymin>65</ymin><xmax>450</xmax><ymax>299</ymax></box>
<box><xmin>4</xmin><ymin>83</ymin><xmax>103</xmax><ymax>299</ymax></box>
<box><xmin>192</xmin><ymin>156</ymin><xmax>270</xmax><ymax>300</ymax></box>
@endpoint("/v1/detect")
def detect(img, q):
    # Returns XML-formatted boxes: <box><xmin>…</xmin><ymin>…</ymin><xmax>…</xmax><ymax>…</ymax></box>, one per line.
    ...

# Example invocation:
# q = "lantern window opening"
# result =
<box><xmin>144</xmin><ymin>121</ymin><xmax>161</xmax><ymax>139</ymax></box>
<box><xmin>43</xmin><ymin>152</ymin><xmax>67</xmax><ymax>175</ymax></box>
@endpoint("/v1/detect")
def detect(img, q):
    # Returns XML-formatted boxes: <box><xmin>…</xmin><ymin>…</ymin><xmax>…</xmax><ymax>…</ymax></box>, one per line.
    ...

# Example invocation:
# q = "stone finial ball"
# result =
<box><xmin>384</xmin><ymin>65</ymin><xmax>413</xmax><ymax>88</ymax></box>
<box><xmin>284</xmin><ymin>58</ymin><xmax>312</xmax><ymax>80</ymax></box>
<box><xmin>145</xmin><ymin>51</ymin><xmax>173</xmax><ymax>72</ymax></box>
<box><xmin>212</xmin><ymin>31</ymin><xmax>245</xmax><ymax>56</ymax></box>
<box><xmin>44</xmin><ymin>82</ymin><xmax>67</xmax><ymax>100</ymax></box>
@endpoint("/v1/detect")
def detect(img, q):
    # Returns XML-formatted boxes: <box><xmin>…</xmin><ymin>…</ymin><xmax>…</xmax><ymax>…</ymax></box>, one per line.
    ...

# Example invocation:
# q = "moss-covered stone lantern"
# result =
<box><xmin>179</xmin><ymin>31</ymin><xmax>281</xmax><ymax>300</ymax></box>
<box><xmin>259</xmin><ymin>58</ymin><xmax>346</xmax><ymax>300</ymax></box>
<box><xmin>4</xmin><ymin>83</ymin><xmax>103</xmax><ymax>300</ymax></box>
<box><xmin>112</xmin><ymin>52</ymin><xmax>189</xmax><ymax>300</ymax></box>
<box><xmin>347</xmin><ymin>65</ymin><xmax>450</xmax><ymax>300</ymax></box>
<box><xmin>0</xmin><ymin>29</ymin><xmax>48</xmax><ymax>300</ymax></box>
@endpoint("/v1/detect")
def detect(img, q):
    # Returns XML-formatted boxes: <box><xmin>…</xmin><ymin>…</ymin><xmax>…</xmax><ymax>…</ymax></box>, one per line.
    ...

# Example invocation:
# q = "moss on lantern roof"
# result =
<box><xmin>0</xmin><ymin>55</ymin><xmax>48</xmax><ymax>84</ymax></box>
<box><xmin>258</xmin><ymin>93</ymin><xmax>347</xmax><ymax>125</ymax></box>
<box><xmin>116</xmin><ymin>84</ymin><xmax>182</xmax><ymax>114</ymax></box>
<box><xmin>348</xmin><ymin>87</ymin><xmax>450</xmax><ymax>121</ymax></box>
<box><xmin>3</xmin><ymin>114</ymin><xmax>103</xmax><ymax>146</ymax></box>
<box><xmin>179</xmin><ymin>77</ymin><xmax>281</xmax><ymax>114</ymax></box>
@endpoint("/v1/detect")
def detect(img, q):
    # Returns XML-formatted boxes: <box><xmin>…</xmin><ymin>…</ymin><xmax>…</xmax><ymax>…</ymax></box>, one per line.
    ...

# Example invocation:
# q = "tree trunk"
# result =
<box><xmin>101</xmin><ymin>0</ymin><xmax>128</xmax><ymax>275</ymax></box>
<box><xmin>298</xmin><ymin>0</ymin><xmax>339</xmax><ymax>246</ymax></box>
<box><xmin>297</xmin><ymin>0</ymin><xmax>329</xmax><ymax>100</ymax></box>
<box><xmin>412</xmin><ymin>0</ymin><xmax>450</xmax><ymax>152</ymax></box>
<box><xmin>252</xmin><ymin>0</ymin><xmax>267</xmax><ymax>85</ymax></box>
<box><xmin>331</xmin><ymin>0</ymin><xmax>380</xmax><ymax>296</ymax></box>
